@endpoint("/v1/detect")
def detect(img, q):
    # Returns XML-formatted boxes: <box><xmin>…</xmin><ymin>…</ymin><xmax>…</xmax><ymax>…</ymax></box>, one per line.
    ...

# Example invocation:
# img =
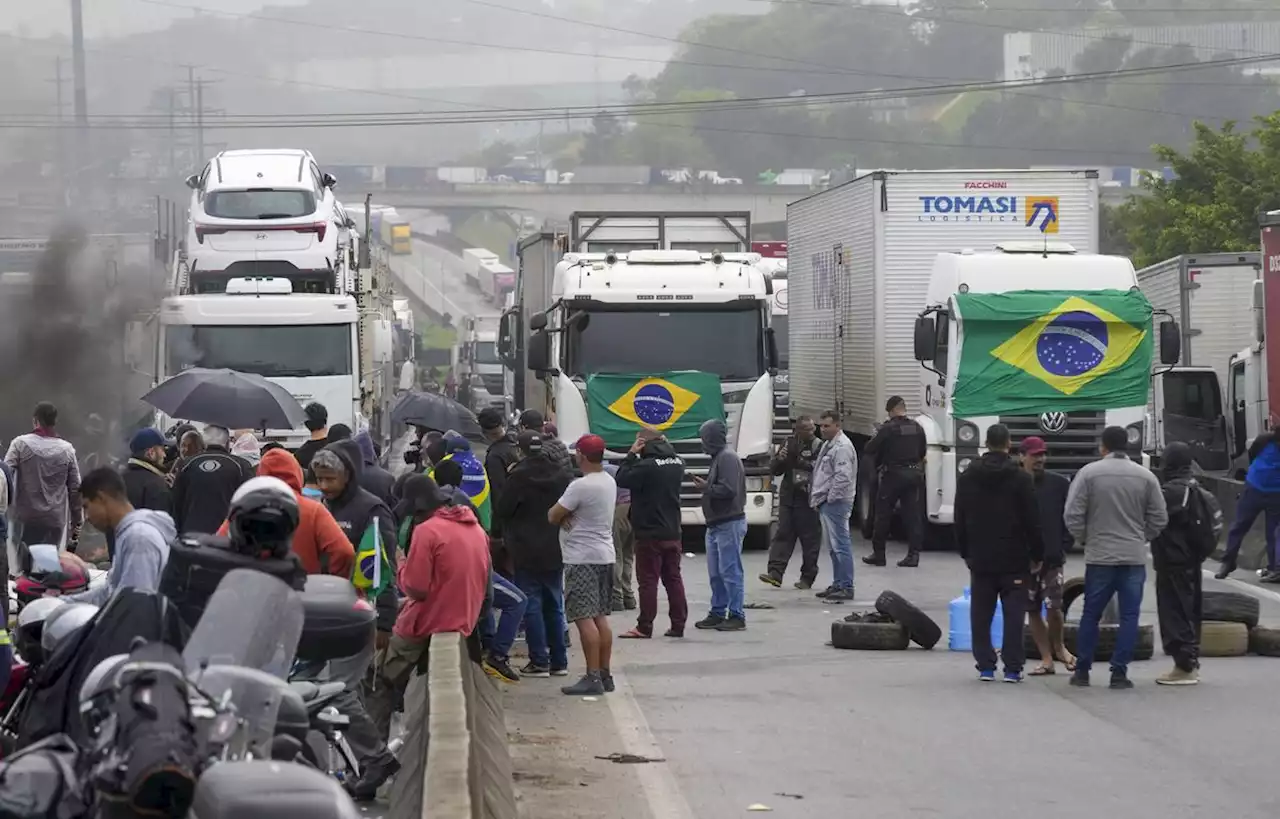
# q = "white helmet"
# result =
<box><xmin>41</xmin><ymin>602</ymin><xmax>98</xmax><ymax>657</ymax></box>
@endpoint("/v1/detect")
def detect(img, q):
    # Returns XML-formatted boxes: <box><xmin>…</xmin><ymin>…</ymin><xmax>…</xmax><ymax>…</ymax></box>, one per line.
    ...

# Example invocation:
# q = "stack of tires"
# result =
<box><xmin>1023</xmin><ymin>577</ymin><xmax>1155</xmax><ymax>662</ymax></box>
<box><xmin>831</xmin><ymin>591</ymin><xmax>942</xmax><ymax>651</ymax></box>
<box><xmin>1200</xmin><ymin>590</ymin><xmax>1277</xmax><ymax>658</ymax></box>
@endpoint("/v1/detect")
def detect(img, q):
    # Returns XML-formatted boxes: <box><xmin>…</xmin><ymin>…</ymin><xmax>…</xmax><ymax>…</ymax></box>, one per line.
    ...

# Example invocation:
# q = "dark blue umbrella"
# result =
<box><xmin>142</xmin><ymin>368</ymin><xmax>305</xmax><ymax>430</ymax></box>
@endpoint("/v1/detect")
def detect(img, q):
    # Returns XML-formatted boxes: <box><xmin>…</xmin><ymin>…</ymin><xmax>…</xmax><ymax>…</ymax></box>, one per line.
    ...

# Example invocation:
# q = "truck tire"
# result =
<box><xmin>873</xmin><ymin>590</ymin><xmax>942</xmax><ymax>650</ymax></box>
<box><xmin>1199</xmin><ymin>621</ymin><xmax>1249</xmax><ymax>657</ymax></box>
<box><xmin>831</xmin><ymin>619</ymin><xmax>909</xmax><ymax>651</ymax></box>
<box><xmin>1061</xmin><ymin>623</ymin><xmax>1155</xmax><ymax>662</ymax></box>
<box><xmin>1248</xmin><ymin>626</ymin><xmax>1280</xmax><ymax>657</ymax></box>
<box><xmin>1200</xmin><ymin>591</ymin><xmax>1260</xmax><ymax>629</ymax></box>
<box><xmin>1061</xmin><ymin>576</ymin><xmax>1087</xmax><ymax>618</ymax></box>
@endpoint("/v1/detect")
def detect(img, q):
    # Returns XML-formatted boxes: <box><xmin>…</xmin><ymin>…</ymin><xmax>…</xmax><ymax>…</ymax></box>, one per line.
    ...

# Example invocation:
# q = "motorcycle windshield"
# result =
<box><xmin>182</xmin><ymin>569</ymin><xmax>304</xmax><ymax>680</ymax></box>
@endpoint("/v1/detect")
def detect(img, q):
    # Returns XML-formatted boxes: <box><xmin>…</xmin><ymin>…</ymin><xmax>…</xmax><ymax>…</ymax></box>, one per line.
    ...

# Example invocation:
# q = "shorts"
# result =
<box><xmin>1031</xmin><ymin>564</ymin><xmax>1065</xmax><ymax>611</ymax></box>
<box><xmin>564</xmin><ymin>563</ymin><xmax>614</xmax><ymax>622</ymax></box>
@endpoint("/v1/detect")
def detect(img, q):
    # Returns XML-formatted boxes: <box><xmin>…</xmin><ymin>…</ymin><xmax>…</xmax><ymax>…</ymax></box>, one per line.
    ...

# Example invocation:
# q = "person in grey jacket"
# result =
<box><xmin>811</xmin><ymin>410</ymin><xmax>858</xmax><ymax>601</ymax></box>
<box><xmin>693</xmin><ymin>419</ymin><xmax>748</xmax><ymax>632</ymax></box>
<box><xmin>1063</xmin><ymin>426</ymin><xmax>1168</xmax><ymax>690</ymax></box>
<box><xmin>66</xmin><ymin>467</ymin><xmax>174</xmax><ymax>606</ymax></box>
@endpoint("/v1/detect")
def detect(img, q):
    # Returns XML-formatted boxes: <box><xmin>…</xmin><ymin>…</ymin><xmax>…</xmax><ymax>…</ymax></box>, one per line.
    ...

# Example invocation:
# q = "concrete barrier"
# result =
<box><xmin>387</xmin><ymin>632</ymin><xmax>517</xmax><ymax>819</ymax></box>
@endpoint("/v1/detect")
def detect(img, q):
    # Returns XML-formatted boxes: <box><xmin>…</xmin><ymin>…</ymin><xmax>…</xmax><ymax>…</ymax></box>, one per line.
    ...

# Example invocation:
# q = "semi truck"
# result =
<box><xmin>462</xmin><ymin>248</ymin><xmax>499</xmax><ymax>291</ymax></box>
<box><xmin>1228</xmin><ymin>215</ymin><xmax>1280</xmax><ymax>467</ymax></box>
<box><xmin>460</xmin><ymin>314</ymin><xmax>507</xmax><ymax>413</ymax></box>
<box><xmin>504</xmin><ymin>211</ymin><xmax>777</xmax><ymax>543</ymax></box>
<box><xmin>478</xmin><ymin>259</ymin><xmax>515</xmax><ymax>307</ymax></box>
<box><xmin>787</xmin><ymin>168</ymin><xmax>1180</xmax><ymax>547</ymax></box>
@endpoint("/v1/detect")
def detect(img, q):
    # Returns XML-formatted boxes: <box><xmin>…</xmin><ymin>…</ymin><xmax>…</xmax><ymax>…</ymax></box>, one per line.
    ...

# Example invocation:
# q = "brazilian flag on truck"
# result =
<box><xmin>951</xmin><ymin>290</ymin><xmax>1153</xmax><ymax>417</ymax></box>
<box><xmin>586</xmin><ymin>371</ymin><xmax>725</xmax><ymax>449</ymax></box>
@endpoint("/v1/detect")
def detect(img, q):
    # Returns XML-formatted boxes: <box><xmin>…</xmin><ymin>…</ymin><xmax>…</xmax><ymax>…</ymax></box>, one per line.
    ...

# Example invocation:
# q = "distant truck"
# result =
<box><xmin>379</xmin><ymin>215</ymin><xmax>411</xmax><ymax>255</ymax></box>
<box><xmin>462</xmin><ymin>248</ymin><xmax>500</xmax><ymax>291</ymax></box>
<box><xmin>437</xmin><ymin>166</ymin><xmax>487</xmax><ymax>184</ymax></box>
<box><xmin>479</xmin><ymin>259</ymin><xmax>515</xmax><ymax>307</ymax></box>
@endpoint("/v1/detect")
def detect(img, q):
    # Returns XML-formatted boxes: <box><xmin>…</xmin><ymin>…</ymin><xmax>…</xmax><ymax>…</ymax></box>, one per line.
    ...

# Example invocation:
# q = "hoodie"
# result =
<box><xmin>482</xmin><ymin>431</ymin><xmax>520</xmax><ymax>536</ymax></box>
<box><xmin>493</xmin><ymin>453</ymin><xmax>572</xmax><ymax>573</ymax></box>
<box><xmin>321</xmin><ymin>439</ymin><xmax>400</xmax><ymax>632</ymax></box>
<box><xmin>68</xmin><ymin>509</ymin><xmax>175</xmax><ymax>606</ymax></box>
<box><xmin>354</xmin><ymin>430</ymin><xmax>396</xmax><ymax>507</ymax></box>
<box><xmin>1246</xmin><ymin>433</ymin><xmax>1280</xmax><ymax>493</ymax></box>
<box><xmin>699</xmin><ymin>420</ymin><xmax>746</xmax><ymax>526</ymax></box>
<box><xmin>395</xmin><ymin>505</ymin><xmax>491</xmax><ymax>641</ymax></box>
<box><xmin>954</xmin><ymin>451</ymin><xmax>1043</xmax><ymax>574</ymax></box>
<box><xmin>1152</xmin><ymin>442</ymin><xmax>1205</xmax><ymax>570</ymax></box>
<box><xmin>217</xmin><ymin>449</ymin><xmax>355</xmax><ymax>578</ymax></box>
<box><xmin>616</xmin><ymin>438</ymin><xmax>684</xmax><ymax>541</ymax></box>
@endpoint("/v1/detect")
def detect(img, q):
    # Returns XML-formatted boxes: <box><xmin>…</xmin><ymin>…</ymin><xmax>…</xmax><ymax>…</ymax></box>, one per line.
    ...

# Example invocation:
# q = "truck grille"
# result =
<box><xmin>667</xmin><ymin>439</ymin><xmax>711</xmax><ymax>507</ymax></box>
<box><xmin>479</xmin><ymin>373</ymin><xmax>504</xmax><ymax>394</ymax></box>
<box><xmin>999</xmin><ymin>412</ymin><xmax>1105</xmax><ymax>474</ymax></box>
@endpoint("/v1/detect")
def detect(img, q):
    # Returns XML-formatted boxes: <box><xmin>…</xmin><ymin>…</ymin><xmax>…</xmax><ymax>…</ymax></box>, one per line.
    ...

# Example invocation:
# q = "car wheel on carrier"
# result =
<box><xmin>831</xmin><ymin>618</ymin><xmax>909</xmax><ymax>651</ymax></box>
<box><xmin>1248</xmin><ymin>625</ymin><xmax>1280</xmax><ymax>657</ymax></box>
<box><xmin>873</xmin><ymin>590</ymin><xmax>942</xmax><ymax>650</ymax></box>
<box><xmin>1200</xmin><ymin>591</ymin><xmax>1260</xmax><ymax>629</ymax></box>
<box><xmin>1199</xmin><ymin>621</ymin><xmax>1249</xmax><ymax>657</ymax></box>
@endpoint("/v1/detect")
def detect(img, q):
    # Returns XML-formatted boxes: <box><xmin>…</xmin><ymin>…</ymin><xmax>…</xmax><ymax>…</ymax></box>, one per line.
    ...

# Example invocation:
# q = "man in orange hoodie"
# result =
<box><xmin>217</xmin><ymin>447</ymin><xmax>354</xmax><ymax>578</ymax></box>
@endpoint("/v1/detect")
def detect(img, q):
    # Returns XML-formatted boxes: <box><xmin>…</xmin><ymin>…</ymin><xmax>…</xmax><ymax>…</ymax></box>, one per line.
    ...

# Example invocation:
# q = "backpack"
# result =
<box><xmin>1179</xmin><ymin>479</ymin><xmax>1224</xmax><ymax>561</ymax></box>
<box><xmin>158</xmin><ymin>534</ymin><xmax>307</xmax><ymax>635</ymax></box>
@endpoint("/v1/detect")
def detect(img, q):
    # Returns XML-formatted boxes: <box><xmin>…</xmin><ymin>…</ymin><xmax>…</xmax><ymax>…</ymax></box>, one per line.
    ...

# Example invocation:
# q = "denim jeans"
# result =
<box><xmin>515</xmin><ymin>570</ymin><xmax>568</xmax><ymax>670</ymax></box>
<box><xmin>1222</xmin><ymin>485</ymin><xmax>1280</xmax><ymax>570</ymax></box>
<box><xmin>706</xmin><ymin>517</ymin><xmax>747</xmax><ymax>620</ymax></box>
<box><xmin>482</xmin><ymin>572</ymin><xmax>528</xmax><ymax>662</ymax></box>
<box><xmin>819</xmin><ymin>500</ymin><xmax>855</xmax><ymax>591</ymax></box>
<box><xmin>1075</xmin><ymin>564</ymin><xmax>1146</xmax><ymax>674</ymax></box>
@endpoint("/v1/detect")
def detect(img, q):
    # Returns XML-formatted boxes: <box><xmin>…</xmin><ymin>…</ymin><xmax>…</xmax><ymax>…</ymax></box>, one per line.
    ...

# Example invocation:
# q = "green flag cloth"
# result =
<box><xmin>586</xmin><ymin>371</ymin><xmax>725</xmax><ymax>448</ymax></box>
<box><xmin>952</xmin><ymin>290</ymin><xmax>1153</xmax><ymax>417</ymax></box>
<box><xmin>351</xmin><ymin>517</ymin><xmax>393</xmax><ymax>597</ymax></box>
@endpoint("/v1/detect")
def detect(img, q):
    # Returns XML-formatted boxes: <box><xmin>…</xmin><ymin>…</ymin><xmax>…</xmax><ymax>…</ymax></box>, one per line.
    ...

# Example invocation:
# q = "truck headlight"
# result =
<box><xmin>745</xmin><ymin>476</ymin><xmax>771</xmax><ymax>493</ymax></box>
<box><xmin>1126</xmin><ymin>423</ymin><xmax>1143</xmax><ymax>447</ymax></box>
<box><xmin>957</xmin><ymin>458</ymin><xmax>972</xmax><ymax>473</ymax></box>
<box><xmin>957</xmin><ymin>423</ymin><xmax>979</xmax><ymax>445</ymax></box>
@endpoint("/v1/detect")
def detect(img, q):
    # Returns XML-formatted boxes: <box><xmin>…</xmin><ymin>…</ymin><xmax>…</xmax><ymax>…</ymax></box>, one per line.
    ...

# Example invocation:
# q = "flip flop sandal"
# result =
<box><xmin>1057</xmin><ymin>656</ymin><xmax>1077</xmax><ymax>671</ymax></box>
<box><xmin>619</xmin><ymin>629</ymin><xmax>651</xmax><ymax>639</ymax></box>
<box><xmin>1028</xmin><ymin>665</ymin><xmax>1056</xmax><ymax>676</ymax></box>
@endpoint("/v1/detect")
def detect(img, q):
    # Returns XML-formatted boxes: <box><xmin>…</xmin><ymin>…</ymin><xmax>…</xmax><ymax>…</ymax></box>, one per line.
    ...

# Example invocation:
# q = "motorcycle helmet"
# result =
<box><xmin>15</xmin><ymin>597</ymin><xmax>66</xmax><ymax>664</ymax></box>
<box><xmin>40</xmin><ymin>602</ymin><xmax>98</xmax><ymax>659</ymax></box>
<box><xmin>228</xmin><ymin>476</ymin><xmax>299</xmax><ymax>559</ymax></box>
<box><xmin>79</xmin><ymin>653</ymin><xmax>129</xmax><ymax>738</ymax></box>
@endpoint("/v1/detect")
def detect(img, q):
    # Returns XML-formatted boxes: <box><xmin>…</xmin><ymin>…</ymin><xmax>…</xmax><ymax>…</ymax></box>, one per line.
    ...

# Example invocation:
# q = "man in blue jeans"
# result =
<box><xmin>1216</xmin><ymin>431</ymin><xmax>1280</xmax><ymax>581</ymax></box>
<box><xmin>693</xmin><ymin>419</ymin><xmax>749</xmax><ymax>632</ymax></box>
<box><xmin>1064</xmin><ymin>426</ymin><xmax>1168</xmax><ymax>689</ymax></box>
<box><xmin>812</xmin><ymin>410</ymin><xmax>858</xmax><ymax>601</ymax></box>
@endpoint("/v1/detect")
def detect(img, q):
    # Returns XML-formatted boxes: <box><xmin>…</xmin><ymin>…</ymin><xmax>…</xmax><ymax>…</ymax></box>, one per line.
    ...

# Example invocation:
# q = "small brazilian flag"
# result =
<box><xmin>952</xmin><ymin>290</ymin><xmax>1152</xmax><ymax>417</ymax></box>
<box><xmin>352</xmin><ymin>516</ymin><xmax>392</xmax><ymax>597</ymax></box>
<box><xmin>433</xmin><ymin>452</ymin><xmax>491</xmax><ymax>531</ymax></box>
<box><xmin>586</xmin><ymin>371</ymin><xmax>725</xmax><ymax>449</ymax></box>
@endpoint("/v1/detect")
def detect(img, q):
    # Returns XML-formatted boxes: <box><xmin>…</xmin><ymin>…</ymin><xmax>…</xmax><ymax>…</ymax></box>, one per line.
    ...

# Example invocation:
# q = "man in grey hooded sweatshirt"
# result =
<box><xmin>693</xmin><ymin>419</ymin><xmax>748</xmax><ymax>632</ymax></box>
<box><xmin>66</xmin><ymin>467</ymin><xmax>173</xmax><ymax>606</ymax></box>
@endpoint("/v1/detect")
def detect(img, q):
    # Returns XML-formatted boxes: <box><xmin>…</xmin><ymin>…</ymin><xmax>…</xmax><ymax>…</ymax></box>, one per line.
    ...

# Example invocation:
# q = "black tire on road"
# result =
<box><xmin>1200</xmin><ymin>621</ymin><xmax>1250</xmax><ymax>657</ymax></box>
<box><xmin>1061</xmin><ymin>576</ymin><xmax>1087</xmax><ymax>618</ymax></box>
<box><xmin>1200</xmin><ymin>591</ymin><xmax>1260</xmax><ymax>629</ymax></box>
<box><xmin>1054</xmin><ymin>623</ymin><xmax>1155</xmax><ymax>662</ymax></box>
<box><xmin>874</xmin><ymin>590</ymin><xmax>943</xmax><ymax>650</ymax></box>
<box><xmin>831</xmin><ymin>619</ymin><xmax>909</xmax><ymax>651</ymax></box>
<box><xmin>1248</xmin><ymin>626</ymin><xmax>1280</xmax><ymax>657</ymax></box>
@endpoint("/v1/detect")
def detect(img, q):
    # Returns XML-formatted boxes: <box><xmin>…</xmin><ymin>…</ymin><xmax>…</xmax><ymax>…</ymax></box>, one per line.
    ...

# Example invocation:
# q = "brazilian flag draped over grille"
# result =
<box><xmin>952</xmin><ymin>290</ymin><xmax>1153</xmax><ymax>417</ymax></box>
<box><xmin>586</xmin><ymin>371</ymin><xmax>725</xmax><ymax>448</ymax></box>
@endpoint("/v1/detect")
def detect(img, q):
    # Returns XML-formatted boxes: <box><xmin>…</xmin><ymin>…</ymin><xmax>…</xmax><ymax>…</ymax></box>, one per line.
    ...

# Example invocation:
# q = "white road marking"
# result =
<box><xmin>1202</xmin><ymin>570</ymin><xmax>1280</xmax><ymax>605</ymax></box>
<box><xmin>604</xmin><ymin>669</ymin><xmax>697</xmax><ymax>819</ymax></box>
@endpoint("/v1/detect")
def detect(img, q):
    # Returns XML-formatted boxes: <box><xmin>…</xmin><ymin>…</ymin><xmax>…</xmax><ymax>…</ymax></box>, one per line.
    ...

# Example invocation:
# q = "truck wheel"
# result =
<box><xmin>1200</xmin><ymin>621</ymin><xmax>1249</xmax><ymax>657</ymax></box>
<box><xmin>831</xmin><ymin>617</ymin><xmax>909</xmax><ymax>650</ymax></box>
<box><xmin>744</xmin><ymin>526</ymin><xmax>770</xmax><ymax>552</ymax></box>
<box><xmin>1201</xmin><ymin>590</ymin><xmax>1260</xmax><ymax>629</ymax></box>
<box><xmin>1062</xmin><ymin>623</ymin><xmax>1154</xmax><ymax>661</ymax></box>
<box><xmin>857</xmin><ymin>473</ymin><xmax>875</xmax><ymax>540</ymax></box>
<box><xmin>1248</xmin><ymin>626</ymin><xmax>1280</xmax><ymax>657</ymax></box>
<box><xmin>873</xmin><ymin>590</ymin><xmax>942</xmax><ymax>650</ymax></box>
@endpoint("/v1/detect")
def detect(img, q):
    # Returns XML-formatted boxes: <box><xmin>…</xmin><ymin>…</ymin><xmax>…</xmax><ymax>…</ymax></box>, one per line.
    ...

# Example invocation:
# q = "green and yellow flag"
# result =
<box><xmin>586</xmin><ymin>371</ymin><xmax>725</xmax><ymax>448</ymax></box>
<box><xmin>352</xmin><ymin>516</ymin><xmax>393</xmax><ymax>597</ymax></box>
<box><xmin>952</xmin><ymin>290</ymin><xmax>1153</xmax><ymax>417</ymax></box>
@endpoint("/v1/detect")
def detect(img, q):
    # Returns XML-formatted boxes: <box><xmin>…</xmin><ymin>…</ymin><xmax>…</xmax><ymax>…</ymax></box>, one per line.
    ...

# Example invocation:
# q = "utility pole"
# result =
<box><xmin>46</xmin><ymin>58</ymin><xmax>66</xmax><ymax>199</ymax></box>
<box><xmin>70</xmin><ymin>0</ymin><xmax>90</xmax><ymax>192</ymax></box>
<box><xmin>167</xmin><ymin>87</ymin><xmax>177</xmax><ymax>175</ymax></box>
<box><xmin>195</xmin><ymin>79</ymin><xmax>205</xmax><ymax>165</ymax></box>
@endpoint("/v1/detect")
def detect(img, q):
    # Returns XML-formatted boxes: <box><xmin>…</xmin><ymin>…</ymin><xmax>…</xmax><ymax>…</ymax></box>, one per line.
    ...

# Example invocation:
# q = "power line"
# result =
<box><xmin>740</xmin><ymin>0</ymin><xmax>1280</xmax><ymax>12</ymax></box>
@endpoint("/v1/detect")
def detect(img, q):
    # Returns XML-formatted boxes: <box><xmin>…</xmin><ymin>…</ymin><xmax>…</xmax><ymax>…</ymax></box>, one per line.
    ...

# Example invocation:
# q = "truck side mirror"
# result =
<box><xmin>529</xmin><ymin>312</ymin><xmax>548</xmax><ymax>332</ymax></box>
<box><xmin>527</xmin><ymin>330</ymin><xmax>550</xmax><ymax>373</ymax></box>
<box><xmin>766</xmin><ymin>327</ymin><xmax>779</xmax><ymax>371</ymax></box>
<box><xmin>913</xmin><ymin>315</ymin><xmax>936</xmax><ymax>361</ymax></box>
<box><xmin>1159</xmin><ymin>319</ymin><xmax>1181</xmax><ymax>366</ymax></box>
<box><xmin>1253</xmin><ymin>279</ymin><xmax>1265</xmax><ymax>344</ymax></box>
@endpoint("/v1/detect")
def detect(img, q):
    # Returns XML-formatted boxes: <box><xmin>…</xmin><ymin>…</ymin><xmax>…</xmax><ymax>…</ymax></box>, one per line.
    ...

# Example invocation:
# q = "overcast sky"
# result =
<box><xmin>5</xmin><ymin>0</ymin><xmax>308</xmax><ymax>38</ymax></box>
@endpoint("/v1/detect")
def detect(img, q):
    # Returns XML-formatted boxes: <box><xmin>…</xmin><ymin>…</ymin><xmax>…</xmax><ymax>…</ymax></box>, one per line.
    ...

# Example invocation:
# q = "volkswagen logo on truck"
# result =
<box><xmin>1039</xmin><ymin>411</ymin><xmax>1069</xmax><ymax>434</ymax></box>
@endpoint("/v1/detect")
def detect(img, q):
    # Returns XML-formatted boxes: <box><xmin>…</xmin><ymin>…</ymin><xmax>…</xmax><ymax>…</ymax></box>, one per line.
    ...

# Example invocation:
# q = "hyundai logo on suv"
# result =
<box><xmin>1039</xmin><ymin>411</ymin><xmax>1068</xmax><ymax>434</ymax></box>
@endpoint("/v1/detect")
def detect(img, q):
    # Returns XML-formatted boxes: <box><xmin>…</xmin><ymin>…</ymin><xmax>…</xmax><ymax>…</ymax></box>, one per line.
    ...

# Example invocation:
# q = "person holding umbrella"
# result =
<box><xmin>171</xmin><ymin>425</ymin><xmax>254</xmax><ymax>536</ymax></box>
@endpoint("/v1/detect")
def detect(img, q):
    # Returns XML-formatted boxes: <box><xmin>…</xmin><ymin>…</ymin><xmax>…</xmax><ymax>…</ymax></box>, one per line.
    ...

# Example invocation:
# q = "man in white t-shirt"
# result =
<box><xmin>548</xmin><ymin>434</ymin><xmax>617</xmax><ymax>696</ymax></box>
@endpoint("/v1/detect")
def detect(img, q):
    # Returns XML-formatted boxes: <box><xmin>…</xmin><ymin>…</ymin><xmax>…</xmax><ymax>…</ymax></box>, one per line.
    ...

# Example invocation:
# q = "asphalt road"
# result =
<box><xmin>506</xmin><ymin>536</ymin><xmax>1280</xmax><ymax>819</ymax></box>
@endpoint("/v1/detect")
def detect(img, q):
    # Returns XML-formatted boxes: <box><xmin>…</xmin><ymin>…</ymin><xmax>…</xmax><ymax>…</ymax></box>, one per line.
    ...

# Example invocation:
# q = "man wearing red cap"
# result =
<box><xmin>548</xmin><ymin>434</ymin><xmax>618</xmax><ymax>696</ymax></box>
<box><xmin>1019</xmin><ymin>436</ymin><xmax>1076</xmax><ymax>675</ymax></box>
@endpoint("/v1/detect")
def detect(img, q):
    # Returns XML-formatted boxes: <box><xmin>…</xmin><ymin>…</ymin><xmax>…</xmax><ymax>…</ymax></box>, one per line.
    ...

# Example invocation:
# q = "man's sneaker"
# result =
<box><xmin>1003</xmin><ymin>671</ymin><xmax>1023</xmax><ymax>684</ymax></box>
<box><xmin>550</xmin><ymin>667</ymin><xmax>570</xmax><ymax>677</ymax></box>
<box><xmin>978</xmin><ymin>669</ymin><xmax>996</xmax><ymax>682</ymax></box>
<box><xmin>695</xmin><ymin>613</ymin><xmax>726</xmax><ymax>630</ymax></box>
<box><xmin>601</xmin><ymin>671</ymin><xmax>616</xmax><ymax>693</ymax></box>
<box><xmin>714</xmin><ymin>616</ymin><xmax>746</xmax><ymax>631</ymax></box>
<box><xmin>1214</xmin><ymin>559</ymin><xmax>1237</xmax><ymax>580</ymax></box>
<box><xmin>611</xmin><ymin>600</ymin><xmax>625</xmax><ymax>612</ymax></box>
<box><xmin>758</xmin><ymin>573</ymin><xmax>782</xmax><ymax>588</ymax></box>
<box><xmin>1156</xmin><ymin>666</ymin><xmax>1200</xmax><ymax>686</ymax></box>
<box><xmin>897</xmin><ymin>553</ymin><xmax>919</xmax><ymax>568</ymax></box>
<box><xmin>1069</xmin><ymin>671</ymin><xmax>1090</xmax><ymax>687</ymax></box>
<box><xmin>862</xmin><ymin>554</ymin><xmax>887</xmax><ymax>567</ymax></box>
<box><xmin>346</xmin><ymin>754</ymin><xmax>401</xmax><ymax>802</ymax></box>
<box><xmin>561</xmin><ymin>673</ymin><xmax>605</xmax><ymax>696</ymax></box>
<box><xmin>824</xmin><ymin>587</ymin><xmax>854</xmax><ymax>602</ymax></box>
<box><xmin>482</xmin><ymin>655</ymin><xmax>520</xmax><ymax>684</ymax></box>
<box><xmin>519</xmin><ymin>661</ymin><xmax>551</xmax><ymax>678</ymax></box>
<box><xmin>814</xmin><ymin>586</ymin><xmax>839</xmax><ymax>599</ymax></box>
<box><xmin>1109</xmin><ymin>672</ymin><xmax>1134</xmax><ymax>690</ymax></box>
<box><xmin>794</xmin><ymin>579</ymin><xmax>814</xmax><ymax>590</ymax></box>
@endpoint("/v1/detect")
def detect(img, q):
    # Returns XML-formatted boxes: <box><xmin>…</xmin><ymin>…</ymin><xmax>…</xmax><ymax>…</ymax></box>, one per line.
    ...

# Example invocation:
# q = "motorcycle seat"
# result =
<box><xmin>288</xmin><ymin>680</ymin><xmax>346</xmax><ymax>703</ymax></box>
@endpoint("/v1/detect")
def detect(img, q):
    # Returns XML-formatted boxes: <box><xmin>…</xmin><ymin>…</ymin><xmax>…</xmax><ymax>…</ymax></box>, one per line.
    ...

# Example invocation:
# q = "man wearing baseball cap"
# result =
<box><xmin>122</xmin><ymin>428</ymin><xmax>172</xmax><ymax>516</ymax></box>
<box><xmin>548</xmin><ymin>434</ymin><xmax>617</xmax><ymax>696</ymax></box>
<box><xmin>1020</xmin><ymin>436</ymin><xmax>1076</xmax><ymax>675</ymax></box>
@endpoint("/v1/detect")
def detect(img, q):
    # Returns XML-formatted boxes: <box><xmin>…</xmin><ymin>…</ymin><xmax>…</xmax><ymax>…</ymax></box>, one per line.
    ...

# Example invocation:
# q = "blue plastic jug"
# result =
<box><xmin>948</xmin><ymin>587</ymin><xmax>1004</xmax><ymax>652</ymax></box>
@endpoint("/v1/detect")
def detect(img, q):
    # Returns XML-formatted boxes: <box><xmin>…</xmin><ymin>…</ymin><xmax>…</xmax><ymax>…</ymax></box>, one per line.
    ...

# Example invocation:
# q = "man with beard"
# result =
<box><xmin>1019</xmin><ymin>436</ymin><xmax>1075</xmax><ymax>676</ymax></box>
<box><xmin>760</xmin><ymin>416</ymin><xmax>822</xmax><ymax>590</ymax></box>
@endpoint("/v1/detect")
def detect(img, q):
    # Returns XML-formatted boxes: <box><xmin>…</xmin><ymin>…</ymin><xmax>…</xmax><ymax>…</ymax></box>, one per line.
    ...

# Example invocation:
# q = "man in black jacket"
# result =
<box><xmin>760</xmin><ymin>416</ymin><xmax>822</xmax><ymax>590</ymax></box>
<box><xmin>493</xmin><ymin>431</ymin><xmax>573</xmax><ymax>677</ymax></box>
<box><xmin>955</xmin><ymin>424</ymin><xmax>1044</xmax><ymax>683</ymax></box>
<box><xmin>171</xmin><ymin>425</ymin><xmax>254</xmax><ymax>536</ymax></box>
<box><xmin>1152</xmin><ymin>442</ymin><xmax>1209</xmax><ymax>686</ymax></box>
<box><xmin>479</xmin><ymin>408</ymin><xmax>520</xmax><ymax>538</ymax></box>
<box><xmin>616</xmin><ymin>429</ymin><xmax>689</xmax><ymax>638</ymax></box>
<box><xmin>122</xmin><ymin>428</ymin><xmax>171</xmax><ymax>514</ymax></box>
<box><xmin>1020</xmin><ymin>436</ymin><xmax>1075</xmax><ymax>676</ymax></box>
<box><xmin>310</xmin><ymin>439</ymin><xmax>400</xmax><ymax>798</ymax></box>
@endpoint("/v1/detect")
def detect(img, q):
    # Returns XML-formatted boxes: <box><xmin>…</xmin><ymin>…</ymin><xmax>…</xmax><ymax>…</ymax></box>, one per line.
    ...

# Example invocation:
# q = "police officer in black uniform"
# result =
<box><xmin>864</xmin><ymin>396</ymin><xmax>927</xmax><ymax>568</ymax></box>
<box><xmin>759</xmin><ymin>416</ymin><xmax>823</xmax><ymax>590</ymax></box>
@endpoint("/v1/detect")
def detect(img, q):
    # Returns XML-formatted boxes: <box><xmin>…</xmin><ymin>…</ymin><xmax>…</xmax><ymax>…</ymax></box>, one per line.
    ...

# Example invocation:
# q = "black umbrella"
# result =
<box><xmin>391</xmin><ymin>391</ymin><xmax>481</xmax><ymax>438</ymax></box>
<box><xmin>142</xmin><ymin>368</ymin><xmax>306</xmax><ymax>430</ymax></box>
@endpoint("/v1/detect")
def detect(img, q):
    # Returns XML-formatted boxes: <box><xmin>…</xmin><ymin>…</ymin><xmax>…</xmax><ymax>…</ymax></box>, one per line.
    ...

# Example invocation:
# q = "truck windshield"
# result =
<box><xmin>166</xmin><ymin>324</ymin><xmax>352</xmax><ymax>377</ymax></box>
<box><xmin>568</xmin><ymin>308</ymin><xmax>763</xmax><ymax>381</ymax></box>
<box><xmin>474</xmin><ymin>342</ymin><xmax>500</xmax><ymax>365</ymax></box>
<box><xmin>773</xmin><ymin>314</ymin><xmax>789</xmax><ymax>370</ymax></box>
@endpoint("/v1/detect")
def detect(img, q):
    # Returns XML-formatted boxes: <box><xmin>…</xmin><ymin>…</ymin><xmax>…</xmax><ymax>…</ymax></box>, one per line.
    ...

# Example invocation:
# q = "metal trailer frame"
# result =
<box><xmin>569</xmin><ymin>211</ymin><xmax>751</xmax><ymax>252</ymax></box>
